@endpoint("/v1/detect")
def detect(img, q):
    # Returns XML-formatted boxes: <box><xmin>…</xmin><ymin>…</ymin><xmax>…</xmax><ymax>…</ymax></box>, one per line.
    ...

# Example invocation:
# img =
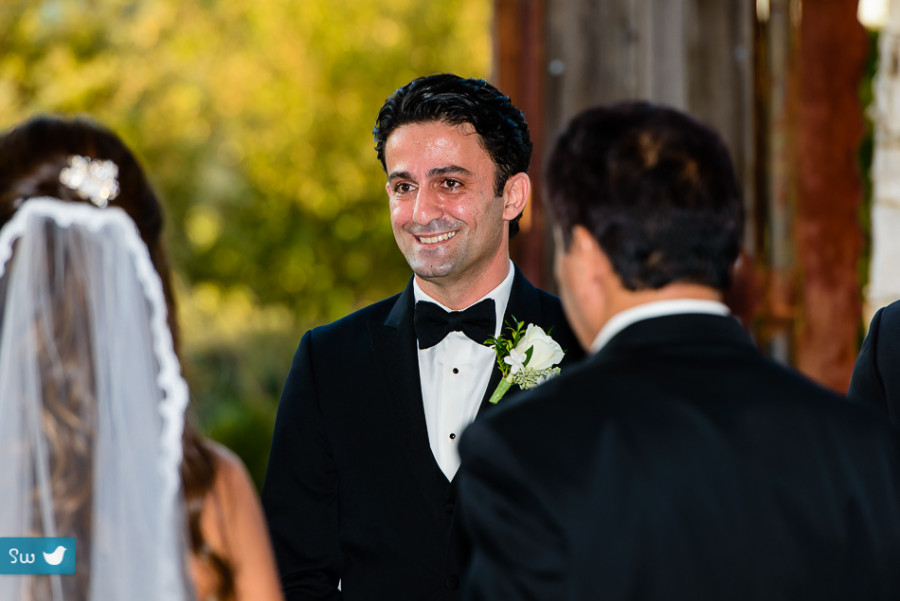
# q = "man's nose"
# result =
<box><xmin>412</xmin><ymin>186</ymin><xmax>443</xmax><ymax>225</ymax></box>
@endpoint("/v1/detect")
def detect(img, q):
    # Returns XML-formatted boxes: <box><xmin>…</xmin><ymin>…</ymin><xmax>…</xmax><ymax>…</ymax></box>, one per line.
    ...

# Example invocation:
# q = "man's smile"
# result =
<box><xmin>417</xmin><ymin>230</ymin><xmax>457</xmax><ymax>244</ymax></box>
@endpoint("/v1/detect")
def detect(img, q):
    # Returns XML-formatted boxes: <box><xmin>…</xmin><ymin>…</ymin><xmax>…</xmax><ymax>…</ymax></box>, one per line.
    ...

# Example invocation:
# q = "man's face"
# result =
<box><xmin>384</xmin><ymin>121</ymin><xmax>510</xmax><ymax>291</ymax></box>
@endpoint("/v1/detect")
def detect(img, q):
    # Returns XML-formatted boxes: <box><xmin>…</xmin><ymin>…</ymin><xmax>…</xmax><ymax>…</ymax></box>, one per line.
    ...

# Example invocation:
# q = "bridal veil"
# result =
<box><xmin>0</xmin><ymin>198</ymin><xmax>194</xmax><ymax>600</ymax></box>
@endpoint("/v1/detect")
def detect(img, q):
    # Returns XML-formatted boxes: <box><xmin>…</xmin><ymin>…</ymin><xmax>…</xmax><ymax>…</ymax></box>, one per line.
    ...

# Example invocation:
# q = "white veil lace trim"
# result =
<box><xmin>0</xmin><ymin>198</ymin><xmax>192</xmax><ymax>600</ymax></box>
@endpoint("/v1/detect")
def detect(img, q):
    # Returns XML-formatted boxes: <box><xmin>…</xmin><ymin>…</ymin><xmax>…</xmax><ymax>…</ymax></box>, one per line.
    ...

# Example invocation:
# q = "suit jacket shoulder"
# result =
<box><xmin>458</xmin><ymin>312</ymin><xmax>900</xmax><ymax>601</ymax></box>
<box><xmin>303</xmin><ymin>291</ymin><xmax>403</xmax><ymax>353</ymax></box>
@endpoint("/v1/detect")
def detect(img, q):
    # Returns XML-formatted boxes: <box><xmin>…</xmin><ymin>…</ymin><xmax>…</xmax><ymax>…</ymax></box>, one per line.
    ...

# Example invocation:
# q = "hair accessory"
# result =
<box><xmin>59</xmin><ymin>155</ymin><xmax>120</xmax><ymax>208</ymax></box>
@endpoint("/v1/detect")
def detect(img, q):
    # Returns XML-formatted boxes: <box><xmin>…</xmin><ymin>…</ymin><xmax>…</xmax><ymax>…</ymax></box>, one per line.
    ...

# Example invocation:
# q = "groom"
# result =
<box><xmin>262</xmin><ymin>73</ymin><xmax>581</xmax><ymax>600</ymax></box>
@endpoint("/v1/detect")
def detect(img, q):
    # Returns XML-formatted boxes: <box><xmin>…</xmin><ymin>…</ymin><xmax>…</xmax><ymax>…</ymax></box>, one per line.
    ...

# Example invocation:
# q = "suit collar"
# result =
<box><xmin>591</xmin><ymin>300</ymin><xmax>730</xmax><ymax>353</ymax></box>
<box><xmin>370</xmin><ymin>279</ymin><xmax>451</xmax><ymax>527</ymax></box>
<box><xmin>373</xmin><ymin>267</ymin><xmax>545</xmax><ymax>474</ymax></box>
<box><xmin>597</xmin><ymin>313</ymin><xmax>755</xmax><ymax>359</ymax></box>
<box><xmin>378</xmin><ymin>268</ymin><xmax>543</xmax><ymax>410</ymax></box>
<box><xmin>373</xmin><ymin>267</ymin><xmax>556</xmax><ymax>492</ymax></box>
<box><xmin>476</xmin><ymin>266</ymin><xmax>544</xmax><ymax>412</ymax></box>
<box><xmin>384</xmin><ymin>277</ymin><xmax>416</xmax><ymax>329</ymax></box>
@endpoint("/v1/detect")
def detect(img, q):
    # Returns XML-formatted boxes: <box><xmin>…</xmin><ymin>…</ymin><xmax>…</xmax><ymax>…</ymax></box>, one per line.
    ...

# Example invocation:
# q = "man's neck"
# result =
<box><xmin>589</xmin><ymin>284</ymin><xmax>728</xmax><ymax>353</ymax></box>
<box><xmin>415</xmin><ymin>259</ymin><xmax>513</xmax><ymax>310</ymax></box>
<box><xmin>610</xmin><ymin>283</ymin><xmax>723</xmax><ymax>316</ymax></box>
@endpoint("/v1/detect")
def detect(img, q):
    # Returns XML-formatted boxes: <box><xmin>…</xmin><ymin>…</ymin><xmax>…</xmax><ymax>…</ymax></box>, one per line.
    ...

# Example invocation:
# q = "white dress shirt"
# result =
<box><xmin>413</xmin><ymin>260</ymin><xmax>515</xmax><ymax>480</ymax></box>
<box><xmin>590</xmin><ymin>298</ymin><xmax>731</xmax><ymax>354</ymax></box>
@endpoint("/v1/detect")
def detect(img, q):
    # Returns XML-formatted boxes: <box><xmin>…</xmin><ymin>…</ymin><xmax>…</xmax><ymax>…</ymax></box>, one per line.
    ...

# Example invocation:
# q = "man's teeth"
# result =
<box><xmin>419</xmin><ymin>231</ymin><xmax>456</xmax><ymax>244</ymax></box>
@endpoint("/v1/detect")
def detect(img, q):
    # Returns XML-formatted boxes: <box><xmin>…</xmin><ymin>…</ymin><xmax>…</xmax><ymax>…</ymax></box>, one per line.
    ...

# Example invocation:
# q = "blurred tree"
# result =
<box><xmin>0</xmin><ymin>0</ymin><xmax>491</xmax><ymax>488</ymax></box>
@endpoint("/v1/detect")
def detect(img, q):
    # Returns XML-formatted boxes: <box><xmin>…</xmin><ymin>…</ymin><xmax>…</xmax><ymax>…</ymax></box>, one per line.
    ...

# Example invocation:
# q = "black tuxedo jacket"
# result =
<box><xmin>458</xmin><ymin>313</ymin><xmax>900</xmax><ymax>601</ymax></box>
<box><xmin>262</xmin><ymin>266</ymin><xmax>582</xmax><ymax>601</ymax></box>
<box><xmin>849</xmin><ymin>300</ymin><xmax>900</xmax><ymax>425</ymax></box>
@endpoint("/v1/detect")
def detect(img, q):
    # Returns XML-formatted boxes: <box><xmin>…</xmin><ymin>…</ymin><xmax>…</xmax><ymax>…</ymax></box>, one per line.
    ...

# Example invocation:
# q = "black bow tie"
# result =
<box><xmin>414</xmin><ymin>299</ymin><xmax>496</xmax><ymax>349</ymax></box>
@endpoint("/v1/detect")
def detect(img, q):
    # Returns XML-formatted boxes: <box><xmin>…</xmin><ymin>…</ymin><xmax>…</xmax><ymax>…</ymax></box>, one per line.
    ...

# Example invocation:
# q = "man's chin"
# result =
<box><xmin>411</xmin><ymin>267</ymin><xmax>455</xmax><ymax>281</ymax></box>
<box><xmin>407</xmin><ymin>260</ymin><xmax>457</xmax><ymax>281</ymax></box>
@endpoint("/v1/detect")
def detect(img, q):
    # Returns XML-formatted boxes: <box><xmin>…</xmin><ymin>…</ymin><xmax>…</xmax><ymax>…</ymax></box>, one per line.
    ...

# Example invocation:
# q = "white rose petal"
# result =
<box><xmin>514</xmin><ymin>324</ymin><xmax>565</xmax><ymax>370</ymax></box>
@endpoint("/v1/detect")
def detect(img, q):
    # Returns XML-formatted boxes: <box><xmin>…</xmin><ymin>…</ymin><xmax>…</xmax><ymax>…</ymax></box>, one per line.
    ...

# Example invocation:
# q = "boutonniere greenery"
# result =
<box><xmin>484</xmin><ymin>318</ymin><xmax>566</xmax><ymax>404</ymax></box>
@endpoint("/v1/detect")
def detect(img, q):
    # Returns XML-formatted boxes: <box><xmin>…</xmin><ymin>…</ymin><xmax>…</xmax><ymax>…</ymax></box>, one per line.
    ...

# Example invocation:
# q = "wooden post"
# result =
<box><xmin>494</xmin><ymin>0</ymin><xmax>551</xmax><ymax>290</ymax></box>
<box><xmin>754</xmin><ymin>0</ymin><xmax>799</xmax><ymax>364</ymax></box>
<box><xmin>794</xmin><ymin>0</ymin><xmax>867</xmax><ymax>391</ymax></box>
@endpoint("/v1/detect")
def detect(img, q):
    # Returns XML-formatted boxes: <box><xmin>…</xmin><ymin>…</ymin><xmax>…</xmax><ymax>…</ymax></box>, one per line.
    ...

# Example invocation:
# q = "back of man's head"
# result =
<box><xmin>546</xmin><ymin>101</ymin><xmax>743</xmax><ymax>292</ymax></box>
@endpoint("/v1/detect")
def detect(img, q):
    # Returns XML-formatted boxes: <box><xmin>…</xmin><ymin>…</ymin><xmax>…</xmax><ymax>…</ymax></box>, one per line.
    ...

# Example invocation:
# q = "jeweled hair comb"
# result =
<box><xmin>59</xmin><ymin>155</ymin><xmax>120</xmax><ymax>208</ymax></box>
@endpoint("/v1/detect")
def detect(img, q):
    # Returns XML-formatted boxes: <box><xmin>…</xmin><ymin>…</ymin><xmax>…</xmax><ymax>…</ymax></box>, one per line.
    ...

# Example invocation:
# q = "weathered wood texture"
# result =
<box><xmin>494</xmin><ymin>0</ymin><xmax>868</xmax><ymax>391</ymax></box>
<box><xmin>794</xmin><ymin>0</ymin><xmax>867</xmax><ymax>391</ymax></box>
<box><xmin>495</xmin><ymin>0</ymin><xmax>553</xmax><ymax>290</ymax></box>
<box><xmin>541</xmin><ymin>0</ymin><xmax>754</xmax><ymax>191</ymax></box>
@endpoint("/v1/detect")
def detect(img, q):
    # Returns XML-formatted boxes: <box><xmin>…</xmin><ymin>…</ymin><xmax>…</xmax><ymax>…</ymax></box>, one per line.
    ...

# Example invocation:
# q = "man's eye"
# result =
<box><xmin>442</xmin><ymin>179</ymin><xmax>462</xmax><ymax>190</ymax></box>
<box><xmin>394</xmin><ymin>183</ymin><xmax>413</xmax><ymax>194</ymax></box>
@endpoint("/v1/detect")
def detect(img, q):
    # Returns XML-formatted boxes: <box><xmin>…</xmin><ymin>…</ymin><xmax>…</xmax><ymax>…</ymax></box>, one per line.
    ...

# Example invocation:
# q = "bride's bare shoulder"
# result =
<box><xmin>200</xmin><ymin>439</ymin><xmax>285</xmax><ymax>601</ymax></box>
<box><xmin>206</xmin><ymin>441</ymin><xmax>255</xmax><ymax>496</ymax></box>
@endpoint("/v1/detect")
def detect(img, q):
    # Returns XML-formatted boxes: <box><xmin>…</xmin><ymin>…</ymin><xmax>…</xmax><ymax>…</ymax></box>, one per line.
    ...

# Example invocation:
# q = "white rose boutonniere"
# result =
<box><xmin>484</xmin><ymin>318</ymin><xmax>566</xmax><ymax>404</ymax></box>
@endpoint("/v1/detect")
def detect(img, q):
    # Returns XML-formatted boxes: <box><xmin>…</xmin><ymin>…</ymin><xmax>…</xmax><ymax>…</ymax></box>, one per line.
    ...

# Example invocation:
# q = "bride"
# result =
<box><xmin>0</xmin><ymin>116</ymin><xmax>284</xmax><ymax>601</ymax></box>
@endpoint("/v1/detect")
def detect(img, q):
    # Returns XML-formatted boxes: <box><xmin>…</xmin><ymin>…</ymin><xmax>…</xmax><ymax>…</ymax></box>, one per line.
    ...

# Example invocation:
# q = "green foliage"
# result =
<box><xmin>484</xmin><ymin>317</ymin><xmax>528</xmax><ymax>377</ymax></box>
<box><xmin>858</xmin><ymin>29</ymin><xmax>878</xmax><ymax>299</ymax></box>
<box><xmin>857</xmin><ymin>29</ymin><xmax>878</xmax><ymax>348</ymax></box>
<box><xmin>0</xmin><ymin>0</ymin><xmax>491</xmax><ymax>487</ymax></box>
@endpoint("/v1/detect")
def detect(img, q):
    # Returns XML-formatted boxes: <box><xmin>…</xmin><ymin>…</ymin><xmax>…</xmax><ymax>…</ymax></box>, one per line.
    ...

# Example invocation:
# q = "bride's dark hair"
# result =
<box><xmin>0</xmin><ymin>115</ymin><xmax>236</xmax><ymax>600</ymax></box>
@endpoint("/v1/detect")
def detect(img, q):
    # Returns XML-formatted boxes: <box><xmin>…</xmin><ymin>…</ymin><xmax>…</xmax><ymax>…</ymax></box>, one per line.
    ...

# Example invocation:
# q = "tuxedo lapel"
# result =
<box><xmin>476</xmin><ymin>267</ymin><xmax>545</xmax><ymax>413</ymax></box>
<box><xmin>369</xmin><ymin>279</ymin><xmax>450</xmax><ymax>528</ymax></box>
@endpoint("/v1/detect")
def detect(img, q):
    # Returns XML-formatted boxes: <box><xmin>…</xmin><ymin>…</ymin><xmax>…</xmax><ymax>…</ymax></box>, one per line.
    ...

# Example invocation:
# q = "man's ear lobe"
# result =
<box><xmin>502</xmin><ymin>172</ymin><xmax>530</xmax><ymax>220</ymax></box>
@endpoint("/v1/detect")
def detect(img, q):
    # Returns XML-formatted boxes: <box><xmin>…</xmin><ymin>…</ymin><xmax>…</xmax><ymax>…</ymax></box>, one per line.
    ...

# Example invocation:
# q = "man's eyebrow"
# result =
<box><xmin>427</xmin><ymin>165</ymin><xmax>473</xmax><ymax>178</ymax></box>
<box><xmin>387</xmin><ymin>170</ymin><xmax>414</xmax><ymax>182</ymax></box>
<box><xmin>387</xmin><ymin>165</ymin><xmax>474</xmax><ymax>182</ymax></box>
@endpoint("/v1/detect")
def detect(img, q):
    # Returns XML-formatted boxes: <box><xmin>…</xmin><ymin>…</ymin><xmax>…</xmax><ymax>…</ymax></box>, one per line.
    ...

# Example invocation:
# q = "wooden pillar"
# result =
<box><xmin>794</xmin><ymin>0</ymin><xmax>867</xmax><ymax>391</ymax></box>
<box><xmin>753</xmin><ymin>0</ymin><xmax>799</xmax><ymax>364</ymax></box>
<box><xmin>494</xmin><ymin>0</ymin><xmax>551</xmax><ymax>290</ymax></box>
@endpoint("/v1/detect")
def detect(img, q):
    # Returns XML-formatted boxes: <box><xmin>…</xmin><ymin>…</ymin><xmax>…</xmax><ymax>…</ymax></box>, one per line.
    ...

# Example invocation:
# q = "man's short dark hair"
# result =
<box><xmin>545</xmin><ymin>101</ymin><xmax>743</xmax><ymax>292</ymax></box>
<box><xmin>373</xmin><ymin>73</ymin><xmax>533</xmax><ymax>237</ymax></box>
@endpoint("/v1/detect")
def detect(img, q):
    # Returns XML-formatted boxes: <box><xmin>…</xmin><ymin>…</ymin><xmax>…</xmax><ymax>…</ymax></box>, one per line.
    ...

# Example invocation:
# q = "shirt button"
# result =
<box><xmin>449</xmin><ymin>433</ymin><xmax>456</xmax><ymax>440</ymax></box>
<box><xmin>452</xmin><ymin>367</ymin><xmax>459</xmax><ymax>374</ymax></box>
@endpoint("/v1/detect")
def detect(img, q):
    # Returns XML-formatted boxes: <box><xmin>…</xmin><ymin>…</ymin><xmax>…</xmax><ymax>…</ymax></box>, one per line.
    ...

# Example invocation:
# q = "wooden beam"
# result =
<box><xmin>494</xmin><ymin>0</ymin><xmax>551</xmax><ymax>290</ymax></box>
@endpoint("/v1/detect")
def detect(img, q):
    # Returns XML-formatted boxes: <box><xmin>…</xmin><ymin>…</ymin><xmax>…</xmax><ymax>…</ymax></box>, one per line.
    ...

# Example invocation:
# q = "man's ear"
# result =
<box><xmin>501</xmin><ymin>172</ymin><xmax>530</xmax><ymax>221</ymax></box>
<box><xmin>571</xmin><ymin>225</ymin><xmax>600</xmax><ymax>262</ymax></box>
<box><xmin>570</xmin><ymin>225</ymin><xmax>615</xmax><ymax>285</ymax></box>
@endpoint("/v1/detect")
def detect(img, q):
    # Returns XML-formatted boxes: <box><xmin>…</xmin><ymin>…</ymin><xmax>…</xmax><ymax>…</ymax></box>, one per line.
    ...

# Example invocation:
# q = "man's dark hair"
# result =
<box><xmin>373</xmin><ymin>73</ymin><xmax>533</xmax><ymax>237</ymax></box>
<box><xmin>545</xmin><ymin>101</ymin><xmax>743</xmax><ymax>292</ymax></box>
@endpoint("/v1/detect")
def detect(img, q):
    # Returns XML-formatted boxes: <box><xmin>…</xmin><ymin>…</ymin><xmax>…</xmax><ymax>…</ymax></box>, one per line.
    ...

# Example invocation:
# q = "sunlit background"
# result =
<box><xmin>0</xmin><ymin>0</ymin><xmax>492</xmax><ymax>486</ymax></box>
<box><xmin>5</xmin><ymin>0</ymin><xmax>897</xmax><ymax>488</ymax></box>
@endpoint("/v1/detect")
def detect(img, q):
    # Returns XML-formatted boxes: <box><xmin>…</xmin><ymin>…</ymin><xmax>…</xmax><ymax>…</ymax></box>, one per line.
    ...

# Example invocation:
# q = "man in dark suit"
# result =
<box><xmin>457</xmin><ymin>101</ymin><xmax>900</xmax><ymax>600</ymax></box>
<box><xmin>261</xmin><ymin>74</ymin><xmax>581</xmax><ymax>601</ymax></box>
<box><xmin>849</xmin><ymin>300</ymin><xmax>900</xmax><ymax>424</ymax></box>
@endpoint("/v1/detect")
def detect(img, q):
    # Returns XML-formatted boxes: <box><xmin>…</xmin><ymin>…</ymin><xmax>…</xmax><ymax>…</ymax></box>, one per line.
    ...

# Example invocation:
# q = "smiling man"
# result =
<box><xmin>261</xmin><ymin>74</ymin><xmax>581</xmax><ymax>601</ymax></box>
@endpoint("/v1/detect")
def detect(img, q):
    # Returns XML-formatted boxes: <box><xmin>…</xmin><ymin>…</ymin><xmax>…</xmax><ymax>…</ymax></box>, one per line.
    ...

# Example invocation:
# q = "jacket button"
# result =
<box><xmin>445</xmin><ymin>575</ymin><xmax>459</xmax><ymax>590</ymax></box>
<box><xmin>445</xmin><ymin>502</ymin><xmax>455</xmax><ymax>514</ymax></box>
